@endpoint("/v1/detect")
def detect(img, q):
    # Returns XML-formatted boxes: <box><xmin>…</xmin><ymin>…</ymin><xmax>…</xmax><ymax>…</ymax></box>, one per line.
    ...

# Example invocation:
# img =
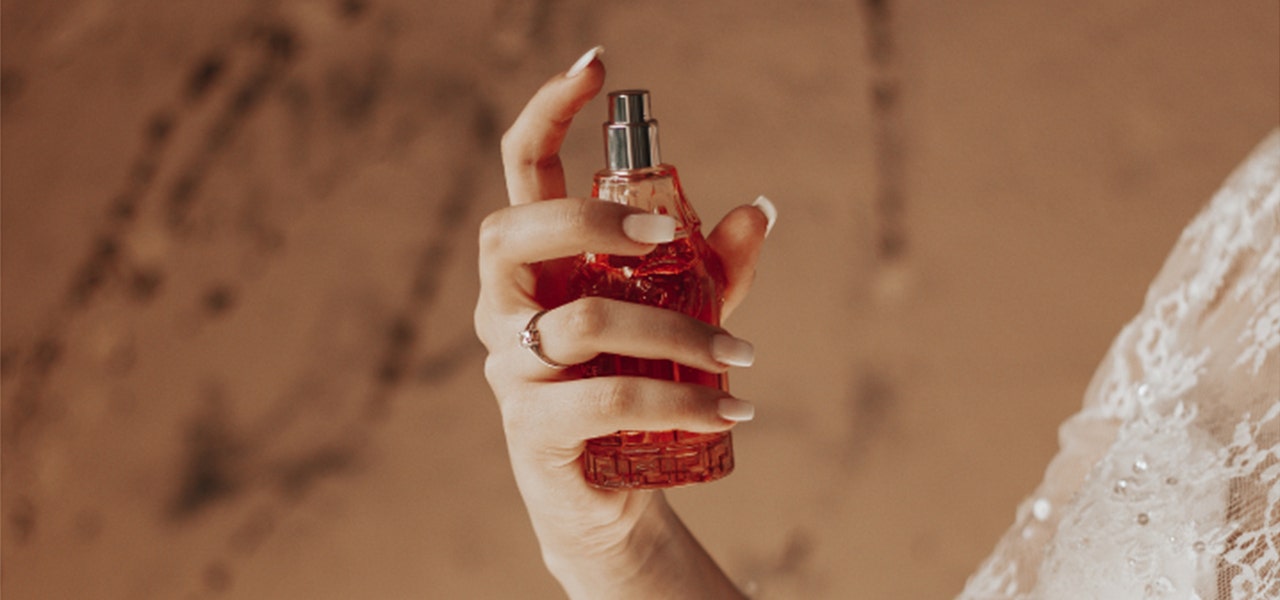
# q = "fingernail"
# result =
<box><xmin>622</xmin><ymin>213</ymin><xmax>677</xmax><ymax>244</ymax></box>
<box><xmin>752</xmin><ymin>195</ymin><xmax>777</xmax><ymax>237</ymax></box>
<box><xmin>711</xmin><ymin>334</ymin><xmax>755</xmax><ymax>367</ymax></box>
<box><xmin>718</xmin><ymin>397</ymin><xmax>755</xmax><ymax>422</ymax></box>
<box><xmin>566</xmin><ymin>45</ymin><xmax>604</xmax><ymax>78</ymax></box>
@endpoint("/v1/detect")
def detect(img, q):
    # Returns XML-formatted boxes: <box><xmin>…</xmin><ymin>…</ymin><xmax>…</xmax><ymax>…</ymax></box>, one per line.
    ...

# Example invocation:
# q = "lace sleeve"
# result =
<box><xmin>960</xmin><ymin>130</ymin><xmax>1280</xmax><ymax>600</ymax></box>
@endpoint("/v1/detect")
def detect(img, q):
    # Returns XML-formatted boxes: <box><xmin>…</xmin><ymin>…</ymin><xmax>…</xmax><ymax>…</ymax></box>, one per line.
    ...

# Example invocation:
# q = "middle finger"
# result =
<box><xmin>478</xmin><ymin>197</ymin><xmax>678</xmax><ymax>308</ymax></box>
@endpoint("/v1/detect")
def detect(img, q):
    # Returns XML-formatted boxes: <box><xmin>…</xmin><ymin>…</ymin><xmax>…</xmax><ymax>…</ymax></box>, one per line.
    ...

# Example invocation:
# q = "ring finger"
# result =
<box><xmin>500</xmin><ymin>297</ymin><xmax>755</xmax><ymax>382</ymax></box>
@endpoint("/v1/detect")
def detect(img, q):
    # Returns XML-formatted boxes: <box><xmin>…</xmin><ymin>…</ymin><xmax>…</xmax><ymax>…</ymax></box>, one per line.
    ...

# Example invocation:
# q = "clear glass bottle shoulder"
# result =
<box><xmin>593</xmin><ymin>164</ymin><xmax>701</xmax><ymax>233</ymax></box>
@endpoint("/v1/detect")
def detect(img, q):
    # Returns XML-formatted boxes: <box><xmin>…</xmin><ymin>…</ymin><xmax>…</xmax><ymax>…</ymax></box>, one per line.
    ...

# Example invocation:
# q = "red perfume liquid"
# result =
<box><xmin>535</xmin><ymin>165</ymin><xmax>734</xmax><ymax>489</ymax></box>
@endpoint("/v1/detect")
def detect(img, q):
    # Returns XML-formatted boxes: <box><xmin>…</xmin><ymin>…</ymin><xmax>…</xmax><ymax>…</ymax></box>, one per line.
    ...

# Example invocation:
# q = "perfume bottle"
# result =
<box><xmin>535</xmin><ymin>90</ymin><xmax>733</xmax><ymax>489</ymax></box>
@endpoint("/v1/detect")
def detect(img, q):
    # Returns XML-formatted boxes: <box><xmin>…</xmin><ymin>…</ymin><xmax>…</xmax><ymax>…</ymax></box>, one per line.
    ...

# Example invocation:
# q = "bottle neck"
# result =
<box><xmin>592</xmin><ymin>164</ymin><xmax>701</xmax><ymax>236</ymax></box>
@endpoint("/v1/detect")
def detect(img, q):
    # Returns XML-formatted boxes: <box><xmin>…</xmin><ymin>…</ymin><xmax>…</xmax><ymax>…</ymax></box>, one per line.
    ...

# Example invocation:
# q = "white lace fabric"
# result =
<box><xmin>960</xmin><ymin>130</ymin><xmax>1280</xmax><ymax>600</ymax></box>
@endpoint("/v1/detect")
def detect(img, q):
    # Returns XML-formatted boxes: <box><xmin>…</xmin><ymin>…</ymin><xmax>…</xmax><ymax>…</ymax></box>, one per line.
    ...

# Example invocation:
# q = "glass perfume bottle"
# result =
<box><xmin>535</xmin><ymin>90</ymin><xmax>734</xmax><ymax>489</ymax></box>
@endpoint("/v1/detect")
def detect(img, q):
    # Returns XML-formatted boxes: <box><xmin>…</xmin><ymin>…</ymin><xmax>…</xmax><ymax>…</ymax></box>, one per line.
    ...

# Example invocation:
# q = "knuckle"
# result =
<box><xmin>473</xmin><ymin>299</ymin><xmax>500</xmax><ymax>346</ymax></box>
<box><xmin>591</xmin><ymin>378</ymin><xmax>637</xmax><ymax>420</ymax></box>
<box><xmin>563</xmin><ymin>297</ymin><xmax>610</xmax><ymax>342</ymax></box>
<box><xmin>668</xmin><ymin>309</ymin><xmax>714</xmax><ymax>340</ymax></box>
<box><xmin>478</xmin><ymin>210</ymin><xmax>508</xmax><ymax>255</ymax></box>
<box><xmin>473</xmin><ymin>303</ymin><xmax>488</xmax><ymax>343</ymax></box>
<box><xmin>499</xmin><ymin>127</ymin><xmax>522</xmax><ymax>162</ymax></box>
<box><xmin>483</xmin><ymin>353</ymin><xmax>508</xmax><ymax>389</ymax></box>
<box><xmin>557</xmin><ymin>197</ymin><xmax>595</xmax><ymax>233</ymax></box>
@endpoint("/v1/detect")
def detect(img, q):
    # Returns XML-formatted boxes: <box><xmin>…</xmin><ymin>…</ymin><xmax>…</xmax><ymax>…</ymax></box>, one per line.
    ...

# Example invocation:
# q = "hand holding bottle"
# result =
<box><xmin>473</xmin><ymin>47</ymin><xmax>772</xmax><ymax>597</ymax></box>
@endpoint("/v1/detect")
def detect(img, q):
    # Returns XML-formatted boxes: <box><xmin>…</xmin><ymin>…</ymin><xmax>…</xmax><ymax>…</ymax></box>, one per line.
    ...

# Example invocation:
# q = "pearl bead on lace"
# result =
<box><xmin>1132</xmin><ymin>455</ymin><xmax>1149</xmax><ymax>473</ymax></box>
<box><xmin>1032</xmin><ymin>498</ymin><xmax>1051</xmax><ymax>521</ymax></box>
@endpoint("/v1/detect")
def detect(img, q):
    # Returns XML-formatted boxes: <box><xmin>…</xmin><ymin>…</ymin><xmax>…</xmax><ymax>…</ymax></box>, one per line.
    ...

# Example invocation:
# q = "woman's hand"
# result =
<box><xmin>474</xmin><ymin>47</ymin><xmax>772</xmax><ymax>598</ymax></box>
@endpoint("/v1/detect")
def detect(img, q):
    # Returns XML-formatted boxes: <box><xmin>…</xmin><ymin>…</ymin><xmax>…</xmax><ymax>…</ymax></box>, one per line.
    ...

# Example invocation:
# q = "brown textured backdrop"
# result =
<box><xmin>2</xmin><ymin>1</ymin><xmax>1277</xmax><ymax>598</ymax></box>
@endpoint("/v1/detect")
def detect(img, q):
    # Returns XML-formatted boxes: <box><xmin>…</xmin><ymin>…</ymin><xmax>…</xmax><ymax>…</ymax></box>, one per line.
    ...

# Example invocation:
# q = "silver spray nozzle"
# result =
<box><xmin>605</xmin><ymin>89</ymin><xmax>660</xmax><ymax>170</ymax></box>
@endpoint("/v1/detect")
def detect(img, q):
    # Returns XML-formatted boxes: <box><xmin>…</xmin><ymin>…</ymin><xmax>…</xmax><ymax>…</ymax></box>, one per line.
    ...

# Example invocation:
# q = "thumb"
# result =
<box><xmin>707</xmin><ymin>196</ymin><xmax>776</xmax><ymax>320</ymax></box>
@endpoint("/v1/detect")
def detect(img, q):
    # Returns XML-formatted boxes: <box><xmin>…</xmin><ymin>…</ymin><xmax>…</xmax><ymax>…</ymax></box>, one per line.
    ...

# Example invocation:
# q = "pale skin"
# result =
<box><xmin>473</xmin><ymin>49</ymin><xmax>770</xmax><ymax>599</ymax></box>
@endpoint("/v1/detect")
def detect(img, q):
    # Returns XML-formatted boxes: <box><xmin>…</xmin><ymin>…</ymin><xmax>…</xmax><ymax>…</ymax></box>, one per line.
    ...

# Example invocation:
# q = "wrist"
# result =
<box><xmin>540</xmin><ymin>491</ymin><xmax>668</xmax><ymax>597</ymax></box>
<box><xmin>542</xmin><ymin>492</ymin><xmax>745</xmax><ymax>600</ymax></box>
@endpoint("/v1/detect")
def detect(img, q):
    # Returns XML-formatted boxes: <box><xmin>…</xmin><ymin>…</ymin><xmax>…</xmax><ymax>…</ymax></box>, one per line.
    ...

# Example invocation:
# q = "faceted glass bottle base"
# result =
<box><xmin>582</xmin><ymin>430</ymin><xmax>734</xmax><ymax>489</ymax></box>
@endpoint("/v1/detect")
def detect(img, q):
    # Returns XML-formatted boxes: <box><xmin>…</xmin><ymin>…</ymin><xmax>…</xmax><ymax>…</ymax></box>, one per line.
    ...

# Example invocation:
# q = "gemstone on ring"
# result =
<box><xmin>519</xmin><ymin>309</ymin><xmax>569</xmax><ymax>369</ymax></box>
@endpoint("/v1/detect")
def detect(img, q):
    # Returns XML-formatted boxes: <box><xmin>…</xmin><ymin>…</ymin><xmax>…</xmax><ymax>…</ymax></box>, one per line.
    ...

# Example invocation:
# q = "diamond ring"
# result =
<box><xmin>519</xmin><ymin>309</ymin><xmax>570</xmax><ymax>370</ymax></box>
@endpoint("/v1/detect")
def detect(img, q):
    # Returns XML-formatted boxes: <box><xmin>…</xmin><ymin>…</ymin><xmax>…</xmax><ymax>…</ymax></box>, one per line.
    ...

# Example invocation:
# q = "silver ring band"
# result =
<box><xmin>519</xmin><ymin>309</ymin><xmax>570</xmax><ymax>369</ymax></box>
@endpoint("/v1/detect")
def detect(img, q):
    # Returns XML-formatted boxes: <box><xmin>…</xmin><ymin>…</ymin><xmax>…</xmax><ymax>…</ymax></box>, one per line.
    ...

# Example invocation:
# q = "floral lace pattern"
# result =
<box><xmin>959</xmin><ymin>130</ymin><xmax>1280</xmax><ymax>600</ymax></box>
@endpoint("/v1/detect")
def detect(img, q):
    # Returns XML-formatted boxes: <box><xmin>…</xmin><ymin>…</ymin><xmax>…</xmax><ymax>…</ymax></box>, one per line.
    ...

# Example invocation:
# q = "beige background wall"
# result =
<box><xmin>2</xmin><ymin>1</ymin><xmax>1276</xmax><ymax>598</ymax></box>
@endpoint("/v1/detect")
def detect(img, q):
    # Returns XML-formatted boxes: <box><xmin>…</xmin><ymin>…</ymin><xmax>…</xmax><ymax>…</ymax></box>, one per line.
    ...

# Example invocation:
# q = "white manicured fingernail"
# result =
<box><xmin>566</xmin><ymin>45</ymin><xmax>604</xmax><ymax>78</ymax></box>
<box><xmin>622</xmin><ymin>214</ymin><xmax>677</xmax><ymax>244</ymax></box>
<box><xmin>752</xmin><ymin>195</ymin><xmax>777</xmax><ymax>237</ymax></box>
<box><xmin>718</xmin><ymin>398</ymin><xmax>755</xmax><ymax>422</ymax></box>
<box><xmin>711</xmin><ymin>334</ymin><xmax>755</xmax><ymax>367</ymax></box>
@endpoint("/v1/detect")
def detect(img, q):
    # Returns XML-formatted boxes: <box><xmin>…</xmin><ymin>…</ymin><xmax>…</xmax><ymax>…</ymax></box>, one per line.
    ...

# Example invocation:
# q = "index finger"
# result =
<box><xmin>501</xmin><ymin>46</ymin><xmax>606</xmax><ymax>206</ymax></box>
